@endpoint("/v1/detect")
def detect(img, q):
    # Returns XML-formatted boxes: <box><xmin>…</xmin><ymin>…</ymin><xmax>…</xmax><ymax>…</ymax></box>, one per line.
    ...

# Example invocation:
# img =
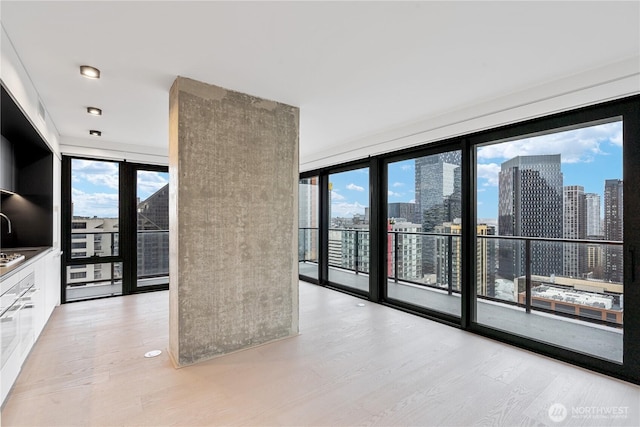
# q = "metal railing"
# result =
<box><xmin>299</xmin><ymin>226</ymin><xmax>624</xmax><ymax>327</ymax></box>
<box><xmin>71</xmin><ymin>230</ymin><xmax>119</xmax><ymax>258</ymax></box>
<box><xmin>328</xmin><ymin>228</ymin><xmax>370</xmax><ymax>275</ymax></box>
<box><xmin>478</xmin><ymin>234</ymin><xmax>623</xmax><ymax>325</ymax></box>
<box><xmin>137</xmin><ymin>230</ymin><xmax>169</xmax><ymax>279</ymax></box>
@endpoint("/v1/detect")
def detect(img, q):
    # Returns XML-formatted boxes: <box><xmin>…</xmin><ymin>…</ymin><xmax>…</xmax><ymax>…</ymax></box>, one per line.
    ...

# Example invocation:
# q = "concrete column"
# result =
<box><xmin>168</xmin><ymin>77</ymin><xmax>299</xmax><ymax>367</ymax></box>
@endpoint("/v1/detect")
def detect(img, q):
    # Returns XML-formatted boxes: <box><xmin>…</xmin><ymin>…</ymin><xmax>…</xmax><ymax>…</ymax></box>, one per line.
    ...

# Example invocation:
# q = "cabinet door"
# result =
<box><xmin>44</xmin><ymin>250</ymin><xmax>61</xmax><ymax>319</ymax></box>
<box><xmin>1</xmin><ymin>135</ymin><xmax>16</xmax><ymax>192</ymax></box>
<box><xmin>32</xmin><ymin>258</ymin><xmax>47</xmax><ymax>336</ymax></box>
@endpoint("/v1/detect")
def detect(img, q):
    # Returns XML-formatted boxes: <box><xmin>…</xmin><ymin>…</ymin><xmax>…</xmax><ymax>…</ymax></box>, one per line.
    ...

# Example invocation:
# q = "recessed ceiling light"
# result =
<box><xmin>80</xmin><ymin>65</ymin><xmax>100</xmax><ymax>79</ymax></box>
<box><xmin>89</xmin><ymin>130</ymin><xmax>101</xmax><ymax>137</ymax></box>
<box><xmin>87</xmin><ymin>107</ymin><xmax>102</xmax><ymax>116</ymax></box>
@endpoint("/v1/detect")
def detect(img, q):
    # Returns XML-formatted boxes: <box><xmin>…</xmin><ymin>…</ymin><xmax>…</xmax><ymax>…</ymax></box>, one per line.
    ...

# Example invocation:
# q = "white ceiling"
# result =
<box><xmin>2</xmin><ymin>1</ymin><xmax>639</xmax><ymax>165</ymax></box>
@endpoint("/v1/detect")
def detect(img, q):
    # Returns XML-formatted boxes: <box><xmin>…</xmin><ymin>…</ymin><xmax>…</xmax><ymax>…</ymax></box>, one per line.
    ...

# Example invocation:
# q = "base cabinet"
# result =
<box><xmin>0</xmin><ymin>249</ymin><xmax>60</xmax><ymax>405</ymax></box>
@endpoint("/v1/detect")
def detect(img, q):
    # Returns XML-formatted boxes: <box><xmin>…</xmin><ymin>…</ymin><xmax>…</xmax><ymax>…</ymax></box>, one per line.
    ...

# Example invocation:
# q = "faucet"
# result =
<box><xmin>0</xmin><ymin>213</ymin><xmax>12</xmax><ymax>234</ymax></box>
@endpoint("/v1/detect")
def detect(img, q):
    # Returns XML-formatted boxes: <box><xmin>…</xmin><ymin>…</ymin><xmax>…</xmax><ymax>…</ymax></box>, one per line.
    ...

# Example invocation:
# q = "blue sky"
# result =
<box><xmin>332</xmin><ymin>120</ymin><xmax>623</xmax><ymax>220</ymax></box>
<box><xmin>72</xmin><ymin>121</ymin><xmax>622</xmax><ymax>221</ymax></box>
<box><xmin>71</xmin><ymin>159</ymin><xmax>168</xmax><ymax>218</ymax></box>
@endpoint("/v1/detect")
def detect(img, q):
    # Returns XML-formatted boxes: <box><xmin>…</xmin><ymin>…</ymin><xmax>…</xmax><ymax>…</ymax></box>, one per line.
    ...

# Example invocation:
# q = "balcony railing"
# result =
<box><xmin>478</xmin><ymin>234</ymin><xmax>623</xmax><ymax>326</ymax></box>
<box><xmin>71</xmin><ymin>230</ymin><xmax>119</xmax><ymax>258</ymax></box>
<box><xmin>137</xmin><ymin>230</ymin><xmax>169</xmax><ymax>280</ymax></box>
<box><xmin>328</xmin><ymin>228</ymin><xmax>370</xmax><ymax>275</ymax></box>
<box><xmin>299</xmin><ymin>226</ymin><xmax>623</xmax><ymax>328</ymax></box>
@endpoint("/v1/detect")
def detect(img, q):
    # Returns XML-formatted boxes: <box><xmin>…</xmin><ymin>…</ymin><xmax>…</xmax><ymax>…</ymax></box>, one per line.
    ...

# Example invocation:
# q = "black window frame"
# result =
<box><xmin>299</xmin><ymin>94</ymin><xmax>640</xmax><ymax>384</ymax></box>
<box><xmin>61</xmin><ymin>156</ymin><xmax>169</xmax><ymax>303</ymax></box>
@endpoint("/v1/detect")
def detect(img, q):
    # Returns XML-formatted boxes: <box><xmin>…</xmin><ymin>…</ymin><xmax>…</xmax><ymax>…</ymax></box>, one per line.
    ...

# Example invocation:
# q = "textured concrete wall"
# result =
<box><xmin>168</xmin><ymin>77</ymin><xmax>299</xmax><ymax>367</ymax></box>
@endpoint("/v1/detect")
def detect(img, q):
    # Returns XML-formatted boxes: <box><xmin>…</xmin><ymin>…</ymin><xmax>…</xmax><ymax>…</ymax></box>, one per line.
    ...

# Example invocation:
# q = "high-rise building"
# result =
<box><xmin>328</xmin><ymin>229</ymin><xmax>343</xmax><ymax>268</ymax></box>
<box><xmin>563</xmin><ymin>185</ymin><xmax>587</xmax><ymax>278</ymax></box>
<box><xmin>389</xmin><ymin>221</ymin><xmax>422</xmax><ymax>281</ymax></box>
<box><xmin>69</xmin><ymin>217</ymin><xmax>120</xmax><ymax>287</ymax></box>
<box><xmin>604</xmin><ymin>179</ymin><xmax>623</xmax><ymax>283</ymax></box>
<box><xmin>432</xmin><ymin>222</ymin><xmax>496</xmax><ymax>295</ymax></box>
<box><xmin>137</xmin><ymin>184</ymin><xmax>169</xmax><ymax>278</ymax></box>
<box><xmin>415</xmin><ymin>153</ymin><xmax>461</xmax><ymax>231</ymax></box>
<box><xmin>585</xmin><ymin>193</ymin><xmax>602</xmax><ymax>237</ymax></box>
<box><xmin>498</xmin><ymin>155</ymin><xmax>563</xmax><ymax>279</ymax></box>
<box><xmin>415</xmin><ymin>152</ymin><xmax>461</xmax><ymax>273</ymax></box>
<box><xmin>339</xmin><ymin>225</ymin><xmax>369</xmax><ymax>273</ymax></box>
<box><xmin>476</xmin><ymin>223</ymin><xmax>497</xmax><ymax>297</ymax></box>
<box><xmin>388</xmin><ymin>202</ymin><xmax>417</xmax><ymax>224</ymax></box>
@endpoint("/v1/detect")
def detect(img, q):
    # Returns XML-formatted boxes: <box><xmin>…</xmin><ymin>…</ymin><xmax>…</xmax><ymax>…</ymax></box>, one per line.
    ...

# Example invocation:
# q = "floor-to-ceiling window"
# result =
<box><xmin>62</xmin><ymin>157</ymin><xmax>169</xmax><ymax>302</ymax></box>
<box><xmin>64</xmin><ymin>158</ymin><xmax>122</xmax><ymax>302</ymax></box>
<box><xmin>386</xmin><ymin>149</ymin><xmax>462</xmax><ymax>318</ymax></box>
<box><xmin>328</xmin><ymin>166</ymin><xmax>370</xmax><ymax>294</ymax></box>
<box><xmin>300</xmin><ymin>95</ymin><xmax>640</xmax><ymax>384</ymax></box>
<box><xmin>473</xmin><ymin>119</ymin><xmax>624</xmax><ymax>362</ymax></box>
<box><xmin>135</xmin><ymin>166</ymin><xmax>170</xmax><ymax>290</ymax></box>
<box><xmin>299</xmin><ymin>176</ymin><xmax>319</xmax><ymax>280</ymax></box>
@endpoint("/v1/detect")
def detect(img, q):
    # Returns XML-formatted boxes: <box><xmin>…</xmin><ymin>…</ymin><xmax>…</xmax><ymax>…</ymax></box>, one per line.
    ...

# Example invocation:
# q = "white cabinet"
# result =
<box><xmin>0</xmin><ymin>249</ymin><xmax>60</xmax><ymax>405</ymax></box>
<box><xmin>1</xmin><ymin>266</ymin><xmax>34</xmax><ymax>404</ymax></box>
<box><xmin>43</xmin><ymin>250</ymin><xmax>61</xmax><ymax>322</ymax></box>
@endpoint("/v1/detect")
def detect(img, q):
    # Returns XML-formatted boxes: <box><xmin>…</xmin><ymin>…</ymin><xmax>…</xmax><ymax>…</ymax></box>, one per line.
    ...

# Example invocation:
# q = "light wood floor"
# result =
<box><xmin>1</xmin><ymin>282</ymin><xmax>638</xmax><ymax>426</ymax></box>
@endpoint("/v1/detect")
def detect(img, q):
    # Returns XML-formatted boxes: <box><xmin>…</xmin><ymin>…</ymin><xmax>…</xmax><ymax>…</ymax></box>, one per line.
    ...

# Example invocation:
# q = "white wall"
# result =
<box><xmin>1</xmin><ymin>24</ymin><xmax>61</xmax><ymax>158</ymax></box>
<box><xmin>300</xmin><ymin>56</ymin><xmax>640</xmax><ymax>172</ymax></box>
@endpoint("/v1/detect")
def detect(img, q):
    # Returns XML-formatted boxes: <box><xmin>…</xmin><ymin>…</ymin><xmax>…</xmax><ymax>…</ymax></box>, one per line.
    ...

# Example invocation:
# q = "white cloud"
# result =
<box><xmin>392</xmin><ymin>182</ymin><xmax>405</xmax><ymax>188</ymax></box>
<box><xmin>476</xmin><ymin>163</ymin><xmax>501</xmax><ymax>187</ymax></box>
<box><xmin>331</xmin><ymin>190</ymin><xmax>345</xmax><ymax>201</ymax></box>
<box><xmin>137</xmin><ymin>171</ymin><xmax>169</xmax><ymax>200</ymax></box>
<box><xmin>477</xmin><ymin>121</ymin><xmax>622</xmax><ymax>164</ymax></box>
<box><xmin>400</xmin><ymin>164</ymin><xmax>412</xmax><ymax>171</ymax></box>
<box><xmin>331</xmin><ymin>201</ymin><xmax>367</xmax><ymax>217</ymax></box>
<box><xmin>409</xmin><ymin>199</ymin><xmax>415</xmax><ymax>203</ymax></box>
<box><xmin>388</xmin><ymin>190</ymin><xmax>402</xmax><ymax>197</ymax></box>
<box><xmin>346</xmin><ymin>183</ymin><xmax>364</xmax><ymax>192</ymax></box>
<box><xmin>72</xmin><ymin>159</ymin><xmax>120</xmax><ymax>190</ymax></box>
<box><xmin>71</xmin><ymin>188</ymin><xmax>119</xmax><ymax>218</ymax></box>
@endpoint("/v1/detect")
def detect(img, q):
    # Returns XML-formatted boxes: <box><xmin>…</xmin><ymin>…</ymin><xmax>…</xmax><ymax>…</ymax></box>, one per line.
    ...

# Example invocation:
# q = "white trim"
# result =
<box><xmin>60</xmin><ymin>137</ymin><xmax>168</xmax><ymax>165</ymax></box>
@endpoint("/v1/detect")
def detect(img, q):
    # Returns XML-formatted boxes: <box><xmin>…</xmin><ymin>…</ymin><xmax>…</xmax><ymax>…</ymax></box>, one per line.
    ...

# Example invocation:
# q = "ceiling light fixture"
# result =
<box><xmin>80</xmin><ymin>65</ymin><xmax>100</xmax><ymax>79</ymax></box>
<box><xmin>87</xmin><ymin>107</ymin><xmax>102</xmax><ymax>116</ymax></box>
<box><xmin>89</xmin><ymin>130</ymin><xmax>101</xmax><ymax>137</ymax></box>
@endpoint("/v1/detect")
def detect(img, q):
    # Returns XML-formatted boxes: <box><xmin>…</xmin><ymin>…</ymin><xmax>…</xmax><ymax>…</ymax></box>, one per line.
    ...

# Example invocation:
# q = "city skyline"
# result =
<box><xmin>72</xmin><ymin>121</ymin><xmax>622</xmax><ymax>222</ymax></box>
<box><xmin>331</xmin><ymin>120</ymin><xmax>622</xmax><ymax>221</ymax></box>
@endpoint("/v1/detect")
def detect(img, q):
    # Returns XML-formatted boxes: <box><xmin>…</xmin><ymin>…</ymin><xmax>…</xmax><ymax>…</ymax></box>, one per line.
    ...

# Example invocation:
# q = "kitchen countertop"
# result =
<box><xmin>0</xmin><ymin>246</ymin><xmax>54</xmax><ymax>281</ymax></box>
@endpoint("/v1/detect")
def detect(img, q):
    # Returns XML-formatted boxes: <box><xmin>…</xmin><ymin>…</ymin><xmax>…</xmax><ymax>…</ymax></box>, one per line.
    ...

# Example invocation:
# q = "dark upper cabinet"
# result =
<box><xmin>1</xmin><ymin>85</ymin><xmax>53</xmax><ymax>248</ymax></box>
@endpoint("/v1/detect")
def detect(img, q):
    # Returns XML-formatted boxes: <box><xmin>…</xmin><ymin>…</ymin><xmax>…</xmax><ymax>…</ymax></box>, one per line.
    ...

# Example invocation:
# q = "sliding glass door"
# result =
<box><xmin>386</xmin><ymin>150</ymin><xmax>462</xmax><ymax>318</ymax></box>
<box><xmin>299</xmin><ymin>176</ymin><xmax>319</xmax><ymax>280</ymax></box>
<box><xmin>134</xmin><ymin>167</ymin><xmax>169</xmax><ymax>291</ymax></box>
<box><xmin>63</xmin><ymin>157</ymin><xmax>169</xmax><ymax>301</ymax></box>
<box><xmin>474</xmin><ymin>118</ymin><xmax>624</xmax><ymax>362</ymax></box>
<box><xmin>327</xmin><ymin>167</ymin><xmax>370</xmax><ymax>294</ymax></box>
<box><xmin>299</xmin><ymin>96</ymin><xmax>640</xmax><ymax>383</ymax></box>
<box><xmin>64</xmin><ymin>158</ymin><xmax>122</xmax><ymax>302</ymax></box>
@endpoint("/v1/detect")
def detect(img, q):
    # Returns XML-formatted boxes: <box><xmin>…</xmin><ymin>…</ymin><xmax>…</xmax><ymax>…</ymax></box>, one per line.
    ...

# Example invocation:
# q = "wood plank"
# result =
<box><xmin>2</xmin><ymin>282</ymin><xmax>638</xmax><ymax>426</ymax></box>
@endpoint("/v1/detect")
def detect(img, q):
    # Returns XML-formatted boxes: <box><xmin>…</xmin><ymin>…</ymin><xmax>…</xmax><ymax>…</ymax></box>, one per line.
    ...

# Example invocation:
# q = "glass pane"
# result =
<box><xmin>70</xmin><ymin>159</ymin><xmax>119</xmax><ymax>258</ymax></box>
<box><xmin>328</xmin><ymin>168</ymin><xmax>369</xmax><ymax>293</ymax></box>
<box><xmin>137</xmin><ymin>170</ymin><xmax>169</xmax><ymax>287</ymax></box>
<box><xmin>475</xmin><ymin>119</ymin><xmax>623</xmax><ymax>362</ymax></box>
<box><xmin>65</xmin><ymin>262</ymin><xmax>123</xmax><ymax>301</ymax></box>
<box><xmin>299</xmin><ymin>177</ymin><xmax>319</xmax><ymax>279</ymax></box>
<box><xmin>387</xmin><ymin>151</ymin><xmax>462</xmax><ymax>317</ymax></box>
